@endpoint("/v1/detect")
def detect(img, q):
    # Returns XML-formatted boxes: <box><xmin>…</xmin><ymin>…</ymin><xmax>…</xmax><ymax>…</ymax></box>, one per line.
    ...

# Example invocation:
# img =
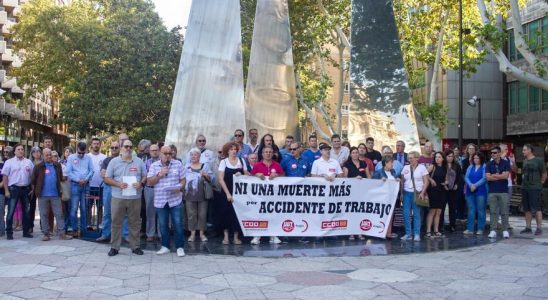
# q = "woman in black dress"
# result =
<box><xmin>343</xmin><ymin>147</ymin><xmax>371</xmax><ymax>179</ymax></box>
<box><xmin>426</xmin><ymin>151</ymin><xmax>447</xmax><ymax>238</ymax></box>
<box><xmin>443</xmin><ymin>149</ymin><xmax>462</xmax><ymax>232</ymax></box>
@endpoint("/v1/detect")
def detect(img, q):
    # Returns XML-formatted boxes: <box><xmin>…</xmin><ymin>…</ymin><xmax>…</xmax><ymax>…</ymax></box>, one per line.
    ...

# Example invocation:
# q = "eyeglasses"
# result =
<box><xmin>162</xmin><ymin>152</ymin><xmax>172</xmax><ymax>155</ymax></box>
<box><xmin>234</xmin><ymin>134</ymin><xmax>243</xmax><ymax>137</ymax></box>
<box><xmin>123</xmin><ymin>145</ymin><xmax>133</xmax><ymax>149</ymax></box>
<box><xmin>197</xmin><ymin>139</ymin><xmax>206</xmax><ymax>143</ymax></box>
<box><xmin>289</xmin><ymin>148</ymin><xmax>299</xmax><ymax>151</ymax></box>
<box><xmin>3</xmin><ymin>151</ymin><xmax>9</xmax><ymax>153</ymax></box>
<box><xmin>110</xmin><ymin>146</ymin><xmax>119</xmax><ymax>150</ymax></box>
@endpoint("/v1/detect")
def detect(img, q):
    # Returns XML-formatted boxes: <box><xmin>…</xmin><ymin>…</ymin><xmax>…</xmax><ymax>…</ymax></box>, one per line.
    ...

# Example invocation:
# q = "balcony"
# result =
<box><xmin>0</xmin><ymin>11</ymin><xmax>7</xmax><ymax>25</ymax></box>
<box><xmin>0</xmin><ymin>70</ymin><xmax>5</xmax><ymax>82</ymax></box>
<box><xmin>2</xmin><ymin>48</ymin><xmax>13</xmax><ymax>62</ymax></box>
<box><xmin>11</xmin><ymin>54</ymin><xmax>21</xmax><ymax>67</ymax></box>
<box><xmin>12</xmin><ymin>6</ymin><xmax>20</xmax><ymax>17</ymax></box>
<box><xmin>29</xmin><ymin>109</ymin><xmax>50</xmax><ymax>125</ymax></box>
<box><xmin>1</xmin><ymin>0</ymin><xmax>19</xmax><ymax>9</ymax></box>
<box><xmin>1</xmin><ymin>76</ymin><xmax>15</xmax><ymax>89</ymax></box>
<box><xmin>1</xmin><ymin>20</ymin><xmax>14</xmax><ymax>35</ymax></box>
<box><xmin>0</xmin><ymin>41</ymin><xmax>5</xmax><ymax>54</ymax></box>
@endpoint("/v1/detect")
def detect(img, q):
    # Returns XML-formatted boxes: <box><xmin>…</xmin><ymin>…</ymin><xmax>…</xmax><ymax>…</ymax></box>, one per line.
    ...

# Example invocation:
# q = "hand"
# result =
<box><xmin>78</xmin><ymin>179</ymin><xmax>86</xmax><ymax>186</ymax></box>
<box><xmin>132</xmin><ymin>182</ymin><xmax>141</xmax><ymax>188</ymax></box>
<box><xmin>227</xmin><ymin>193</ymin><xmax>234</xmax><ymax>203</ymax></box>
<box><xmin>356</xmin><ymin>175</ymin><xmax>362</xmax><ymax>179</ymax></box>
<box><xmin>325</xmin><ymin>175</ymin><xmax>335</xmax><ymax>182</ymax></box>
<box><xmin>420</xmin><ymin>192</ymin><xmax>427</xmax><ymax>200</ymax></box>
<box><xmin>5</xmin><ymin>191</ymin><xmax>10</xmax><ymax>198</ymax></box>
<box><xmin>119</xmin><ymin>182</ymin><xmax>129</xmax><ymax>189</ymax></box>
<box><xmin>269</xmin><ymin>173</ymin><xmax>277</xmax><ymax>180</ymax></box>
<box><xmin>396</xmin><ymin>178</ymin><xmax>401</xmax><ymax>182</ymax></box>
<box><xmin>470</xmin><ymin>184</ymin><xmax>476</xmax><ymax>192</ymax></box>
<box><xmin>200</xmin><ymin>170</ymin><xmax>208</xmax><ymax>177</ymax></box>
<box><xmin>235</xmin><ymin>172</ymin><xmax>242</xmax><ymax>177</ymax></box>
<box><xmin>159</xmin><ymin>167</ymin><xmax>169</xmax><ymax>177</ymax></box>
<box><xmin>453</xmin><ymin>184</ymin><xmax>458</xmax><ymax>191</ymax></box>
<box><xmin>101</xmin><ymin>169</ymin><xmax>106</xmax><ymax>178</ymax></box>
<box><xmin>430</xmin><ymin>179</ymin><xmax>437</xmax><ymax>187</ymax></box>
<box><xmin>258</xmin><ymin>174</ymin><xmax>266</xmax><ymax>180</ymax></box>
<box><xmin>382</xmin><ymin>178</ymin><xmax>387</xmax><ymax>182</ymax></box>
<box><xmin>28</xmin><ymin>189</ymin><xmax>34</xmax><ymax>197</ymax></box>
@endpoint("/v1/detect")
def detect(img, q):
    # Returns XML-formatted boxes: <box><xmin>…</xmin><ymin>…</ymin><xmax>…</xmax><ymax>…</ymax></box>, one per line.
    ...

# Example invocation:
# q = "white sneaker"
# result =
<box><xmin>463</xmin><ymin>230</ymin><xmax>473</xmax><ymax>235</ymax></box>
<box><xmin>270</xmin><ymin>237</ymin><xmax>281</xmax><ymax>244</ymax></box>
<box><xmin>156</xmin><ymin>246</ymin><xmax>170</xmax><ymax>255</ymax></box>
<box><xmin>250</xmin><ymin>237</ymin><xmax>261</xmax><ymax>245</ymax></box>
<box><xmin>176</xmin><ymin>248</ymin><xmax>185</xmax><ymax>257</ymax></box>
<box><xmin>503</xmin><ymin>231</ymin><xmax>510</xmax><ymax>239</ymax></box>
<box><xmin>476</xmin><ymin>230</ymin><xmax>483</xmax><ymax>235</ymax></box>
<box><xmin>413</xmin><ymin>235</ymin><xmax>421</xmax><ymax>241</ymax></box>
<box><xmin>488</xmin><ymin>230</ymin><xmax>497</xmax><ymax>239</ymax></box>
<box><xmin>400</xmin><ymin>234</ymin><xmax>412</xmax><ymax>240</ymax></box>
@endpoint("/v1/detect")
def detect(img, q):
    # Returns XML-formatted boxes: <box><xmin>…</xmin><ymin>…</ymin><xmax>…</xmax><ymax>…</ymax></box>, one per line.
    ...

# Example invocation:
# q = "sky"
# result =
<box><xmin>151</xmin><ymin>0</ymin><xmax>192</xmax><ymax>31</ymax></box>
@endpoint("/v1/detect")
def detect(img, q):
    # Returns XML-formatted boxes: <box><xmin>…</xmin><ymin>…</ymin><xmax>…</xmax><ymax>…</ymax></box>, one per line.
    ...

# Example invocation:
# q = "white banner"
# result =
<box><xmin>232</xmin><ymin>176</ymin><xmax>400</xmax><ymax>239</ymax></box>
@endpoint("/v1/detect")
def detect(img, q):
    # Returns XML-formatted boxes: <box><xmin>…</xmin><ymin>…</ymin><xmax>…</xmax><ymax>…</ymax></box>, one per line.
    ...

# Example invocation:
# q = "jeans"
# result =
<box><xmin>0</xmin><ymin>194</ymin><xmax>5</xmax><ymax>234</ymax></box>
<box><xmin>403</xmin><ymin>191</ymin><xmax>422</xmax><ymax>236</ymax></box>
<box><xmin>466</xmin><ymin>194</ymin><xmax>486</xmax><ymax>231</ymax></box>
<box><xmin>70</xmin><ymin>183</ymin><xmax>88</xmax><ymax>232</ymax></box>
<box><xmin>488</xmin><ymin>193</ymin><xmax>509</xmax><ymax>231</ymax></box>
<box><xmin>6</xmin><ymin>186</ymin><xmax>32</xmax><ymax>235</ymax></box>
<box><xmin>157</xmin><ymin>202</ymin><xmax>185</xmax><ymax>249</ymax></box>
<box><xmin>63</xmin><ymin>200</ymin><xmax>71</xmax><ymax>230</ymax></box>
<box><xmin>100</xmin><ymin>185</ymin><xmax>128</xmax><ymax>238</ymax></box>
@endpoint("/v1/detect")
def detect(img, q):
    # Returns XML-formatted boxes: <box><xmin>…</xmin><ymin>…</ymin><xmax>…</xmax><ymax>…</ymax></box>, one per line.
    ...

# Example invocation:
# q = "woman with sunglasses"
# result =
<box><xmin>463</xmin><ymin>152</ymin><xmax>487</xmax><ymax>235</ymax></box>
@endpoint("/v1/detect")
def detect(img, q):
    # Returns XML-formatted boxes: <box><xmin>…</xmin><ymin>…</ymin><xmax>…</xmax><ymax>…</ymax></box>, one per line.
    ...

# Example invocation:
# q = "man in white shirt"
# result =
<box><xmin>311</xmin><ymin>143</ymin><xmax>343</xmax><ymax>181</ymax></box>
<box><xmin>329</xmin><ymin>134</ymin><xmax>349</xmax><ymax>166</ymax></box>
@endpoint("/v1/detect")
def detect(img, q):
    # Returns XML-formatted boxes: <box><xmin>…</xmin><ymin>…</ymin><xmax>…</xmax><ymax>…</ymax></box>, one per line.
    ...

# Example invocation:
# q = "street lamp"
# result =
<box><xmin>467</xmin><ymin>96</ymin><xmax>481</xmax><ymax>146</ymax></box>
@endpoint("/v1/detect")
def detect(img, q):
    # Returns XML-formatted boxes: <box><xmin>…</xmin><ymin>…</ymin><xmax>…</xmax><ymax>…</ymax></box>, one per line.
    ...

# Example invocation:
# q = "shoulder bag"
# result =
<box><xmin>411</xmin><ymin>166</ymin><xmax>429</xmax><ymax>207</ymax></box>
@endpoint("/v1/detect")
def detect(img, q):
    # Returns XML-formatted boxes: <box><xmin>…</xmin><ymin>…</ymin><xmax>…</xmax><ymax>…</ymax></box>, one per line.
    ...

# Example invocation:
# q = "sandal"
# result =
<box><xmin>425</xmin><ymin>232</ymin><xmax>432</xmax><ymax>238</ymax></box>
<box><xmin>434</xmin><ymin>232</ymin><xmax>444</xmax><ymax>238</ymax></box>
<box><xmin>233</xmin><ymin>239</ymin><xmax>242</xmax><ymax>245</ymax></box>
<box><xmin>222</xmin><ymin>239</ymin><xmax>229</xmax><ymax>245</ymax></box>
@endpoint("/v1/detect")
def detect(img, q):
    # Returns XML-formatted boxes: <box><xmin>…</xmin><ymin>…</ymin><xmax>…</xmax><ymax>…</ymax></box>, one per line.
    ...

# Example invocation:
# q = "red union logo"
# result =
<box><xmin>360</xmin><ymin>219</ymin><xmax>372</xmax><ymax>231</ymax></box>
<box><xmin>242</xmin><ymin>220</ymin><xmax>268</xmax><ymax>229</ymax></box>
<box><xmin>321</xmin><ymin>220</ymin><xmax>348</xmax><ymax>229</ymax></box>
<box><xmin>282</xmin><ymin>220</ymin><xmax>295</xmax><ymax>232</ymax></box>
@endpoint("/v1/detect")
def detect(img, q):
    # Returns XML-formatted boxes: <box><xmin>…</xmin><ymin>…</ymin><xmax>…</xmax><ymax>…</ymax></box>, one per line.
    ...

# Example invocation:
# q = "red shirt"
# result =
<box><xmin>251</xmin><ymin>160</ymin><xmax>285</xmax><ymax>176</ymax></box>
<box><xmin>360</xmin><ymin>157</ymin><xmax>374</xmax><ymax>174</ymax></box>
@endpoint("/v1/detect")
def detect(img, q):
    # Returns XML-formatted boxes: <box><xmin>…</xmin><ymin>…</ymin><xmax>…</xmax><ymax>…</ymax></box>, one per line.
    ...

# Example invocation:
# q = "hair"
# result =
<box><xmin>491</xmin><ymin>146</ymin><xmax>501</xmax><ymax>152</ymax></box>
<box><xmin>308</xmin><ymin>135</ymin><xmax>317</xmax><ymax>141</ymax></box>
<box><xmin>30</xmin><ymin>147</ymin><xmax>42</xmax><ymax>161</ymax></box>
<box><xmin>381</xmin><ymin>155</ymin><xmax>394</xmax><ymax>167</ymax></box>
<box><xmin>195</xmin><ymin>134</ymin><xmax>206</xmax><ymax>141</ymax></box>
<box><xmin>381</xmin><ymin>145</ymin><xmax>393</xmax><ymax>154</ymax></box>
<box><xmin>91</xmin><ymin>137</ymin><xmax>100</xmax><ymax>143</ymax></box>
<box><xmin>77</xmin><ymin>142</ymin><xmax>87</xmax><ymax>152</ymax></box>
<box><xmin>523</xmin><ymin>144</ymin><xmax>534</xmax><ymax>153</ymax></box>
<box><xmin>342</xmin><ymin>141</ymin><xmax>351</xmax><ymax>148</ymax></box>
<box><xmin>366</xmin><ymin>137</ymin><xmax>374</xmax><ymax>143</ymax></box>
<box><xmin>14</xmin><ymin>144</ymin><xmax>23</xmax><ymax>151</ymax></box>
<box><xmin>64</xmin><ymin>146</ymin><xmax>74</xmax><ymax>154</ymax></box>
<box><xmin>349</xmin><ymin>146</ymin><xmax>359</xmax><ymax>154</ymax></box>
<box><xmin>396</xmin><ymin>140</ymin><xmax>405</xmax><ymax>147</ymax></box>
<box><xmin>138</xmin><ymin>139</ymin><xmax>151</xmax><ymax>148</ymax></box>
<box><xmin>471</xmin><ymin>152</ymin><xmax>485</xmax><ymax>165</ymax></box>
<box><xmin>358</xmin><ymin>143</ymin><xmax>366</xmax><ymax>148</ymax></box>
<box><xmin>465</xmin><ymin>143</ymin><xmax>478</xmax><ymax>157</ymax></box>
<box><xmin>43</xmin><ymin>135</ymin><xmax>52</xmax><ymax>141</ymax></box>
<box><xmin>408</xmin><ymin>151</ymin><xmax>420</xmax><ymax>159</ymax></box>
<box><xmin>286</xmin><ymin>135</ymin><xmax>294</xmax><ymax>140</ymax></box>
<box><xmin>452</xmin><ymin>144</ymin><xmax>460</xmax><ymax>151</ymax></box>
<box><xmin>234</xmin><ymin>129</ymin><xmax>245</xmax><ymax>136</ymax></box>
<box><xmin>52</xmin><ymin>150</ymin><xmax>59</xmax><ymax>157</ymax></box>
<box><xmin>261</xmin><ymin>145</ymin><xmax>274</xmax><ymax>152</ymax></box>
<box><xmin>169</xmin><ymin>144</ymin><xmax>177</xmax><ymax>153</ymax></box>
<box><xmin>432</xmin><ymin>151</ymin><xmax>446</xmax><ymax>166</ymax></box>
<box><xmin>249</xmin><ymin>128</ymin><xmax>257</xmax><ymax>133</ymax></box>
<box><xmin>331</xmin><ymin>134</ymin><xmax>341</xmax><ymax>141</ymax></box>
<box><xmin>222</xmin><ymin>142</ymin><xmax>239</xmax><ymax>157</ymax></box>
<box><xmin>188</xmin><ymin>147</ymin><xmax>201</xmax><ymax>157</ymax></box>
<box><xmin>258</xmin><ymin>134</ymin><xmax>279</xmax><ymax>161</ymax></box>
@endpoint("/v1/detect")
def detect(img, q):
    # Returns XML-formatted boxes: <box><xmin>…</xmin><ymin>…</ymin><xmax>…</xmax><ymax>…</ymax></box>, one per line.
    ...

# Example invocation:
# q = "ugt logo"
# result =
<box><xmin>282</xmin><ymin>219</ymin><xmax>295</xmax><ymax>232</ymax></box>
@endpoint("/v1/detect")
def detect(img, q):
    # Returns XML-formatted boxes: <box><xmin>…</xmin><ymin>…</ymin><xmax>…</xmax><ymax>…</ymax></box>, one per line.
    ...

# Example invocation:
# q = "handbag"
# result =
<box><xmin>411</xmin><ymin>166</ymin><xmax>429</xmax><ymax>207</ymax></box>
<box><xmin>201</xmin><ymin>164</ymin><xmax>214</xmax><ymax>200</ymax></box>
<box><xmin>61</xmin><ymin>180</ymin><xmax>71</xmax><ymax>201</ymax></box>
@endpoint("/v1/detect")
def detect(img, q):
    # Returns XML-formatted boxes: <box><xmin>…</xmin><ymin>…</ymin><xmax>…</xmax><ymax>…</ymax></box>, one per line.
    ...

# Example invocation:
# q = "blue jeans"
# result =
<box><xmin>100</xmin><ymin>185</ymin><xmax>128</xmax><ymax>238</ymax></box>
<box><xmin>157</xmin><ymin>202</ymin><xmax>185</xmax><ymax>249</ymax></box>
<box><xmin>70</xmin><ymin>183</ymin><xmax>88</xmax><ymax>232</ymax></box>
<box><xmin>6</xmin><ymin>186</ymin><xmax>32</xmax><ymax>235</ymax></box>
<box><xmin>466</xmin><ymin>194</ymin><xmax>486</xmax><ymax>231</ymax></box>
<box><xmin>403</xmin><ymin>191</ymin><xmax>422</xmax><ymax>236</ymax></box>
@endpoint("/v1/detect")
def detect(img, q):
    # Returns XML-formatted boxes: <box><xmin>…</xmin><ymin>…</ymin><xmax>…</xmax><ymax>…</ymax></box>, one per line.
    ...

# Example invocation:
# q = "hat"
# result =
<box><xmin>319</xmin><ymin>143</ymin><xmax>332</xmax><ymax>150</ymax></box>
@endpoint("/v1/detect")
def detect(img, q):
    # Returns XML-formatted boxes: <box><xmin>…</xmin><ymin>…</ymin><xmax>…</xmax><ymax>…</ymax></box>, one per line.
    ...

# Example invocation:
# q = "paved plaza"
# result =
<box><xmin>0</xmin><ymin>216</ymin><xmax>546</xmax><ymax>299</ymax></box>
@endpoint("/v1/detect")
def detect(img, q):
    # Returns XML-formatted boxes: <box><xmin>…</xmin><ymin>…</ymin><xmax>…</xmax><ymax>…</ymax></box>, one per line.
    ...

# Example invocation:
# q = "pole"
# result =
<box><xmin>458</xmin><ymin>0</ymin><xmax>464</xmax><ymax>149</ymax></box>
<box><xmin>477</xmin><ymin>98</ymin><xmax>481</xmax><ymax>146</ymax></box>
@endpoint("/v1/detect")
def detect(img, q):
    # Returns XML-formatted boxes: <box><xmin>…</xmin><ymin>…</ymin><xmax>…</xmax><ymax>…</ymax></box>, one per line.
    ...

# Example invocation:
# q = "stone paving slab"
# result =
<box><xmin>0</xmin><ymin>217</ymin><xmax>547</xmax><ymax>299</ymax></box>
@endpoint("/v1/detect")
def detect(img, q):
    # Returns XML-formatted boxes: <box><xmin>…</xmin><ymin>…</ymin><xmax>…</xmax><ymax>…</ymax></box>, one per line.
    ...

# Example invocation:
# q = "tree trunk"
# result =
<box><xmin>429</xmin><ymin>13</ymin><xmax>449</xmax><ymax>106</ymax></box>
<box><xmin>295</xmin><ymin>74</ymin><xmax>331</xmax><ymax>141</ymax></box>
<box><xmin>336</xmin><ymin>43</ymin><xmax>345</xmax><ymax>134</ymax></box>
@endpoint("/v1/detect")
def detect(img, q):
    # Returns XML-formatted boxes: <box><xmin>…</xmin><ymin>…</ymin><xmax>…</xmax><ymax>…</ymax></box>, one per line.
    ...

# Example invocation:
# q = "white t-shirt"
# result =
<box><xmin>401</xmin><ymin>164</ymin><xmax>429</xmax><ymax>192</ymax></box>
<box><xmin>330</xmin><ymin>146</ymin><xmax>350</xmax><ymax>166</ymax></box>
<box><xmin>311</xmin><ymin>158</ymin><xmax>343</xmax><ymax>177</ymax></box>
<box><xmin>386</xmin><ymin>172</ymin><xmax>395</xmax><ymax>181</ymax></box>
<box><xmin>218</xmin><ymin>158</ymin><xmax>248</xmax><ymax>172</ymax></box>
<box><xmin>88</xmin><ymin>152</ymin><xmax>107</xmax><ymax>187</ymax></box>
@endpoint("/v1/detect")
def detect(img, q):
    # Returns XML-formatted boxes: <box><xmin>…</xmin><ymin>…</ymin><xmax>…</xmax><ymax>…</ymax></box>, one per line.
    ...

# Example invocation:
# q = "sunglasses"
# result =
<box><xmin>197</xmin><ymin>139</ymin><xmax>206</xmax><ymax>142</ymax></box>
<box><xmin>234</xmin><ymin>134</ymin><xmax>243</xmax><ymax>137</ymax></box>
<box><xmin>289</xmin><ymin>148</ymin><xmax>299</xmax><ymax>151</ymax></box>
<box><xmin>123</xmin><ymin>145</ymin><xmax>133</xmax><ymax>149</ymax></box>
<box><xmin>162</xmin><ymin>152</ymin><xmax>172</xmax><ymax>155</ymax></box>
<box><xmin>110</xmin><ymin>146</ymin><xmax>119</xmax><ymax>150</ymax></box>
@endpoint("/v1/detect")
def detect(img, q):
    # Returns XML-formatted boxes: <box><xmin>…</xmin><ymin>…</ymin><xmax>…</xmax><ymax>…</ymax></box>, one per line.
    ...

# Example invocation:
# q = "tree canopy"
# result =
<box><xmin>12</xmin><ymin>0</ymin><xmax>183</xmax><ymax>141</ymax></box>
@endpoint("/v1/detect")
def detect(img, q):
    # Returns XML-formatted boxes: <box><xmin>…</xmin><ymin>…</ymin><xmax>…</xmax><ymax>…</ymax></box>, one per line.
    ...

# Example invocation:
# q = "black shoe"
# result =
<box><xmin>520</xmin><ymin>228</ymin><xmax>533</xmax><ymax>234</ymax></box>
<box><xmin>23</xmin><ymin>233</ymin><xmax>33</xmax><ymax>238</ymax></box>
<box><xmin>132</xmin><ymin>248</ymin><xmax>144</xmax><ymax>255</ymax></box>
<box><xmin>29</xmin><ymin>228</ymin><xmax>33</xmax><ymax>234</ymax></box>
<box><xmin>108</xmin><ymin>248</ymin><xmax>119</xmax><ymax>256</ymax></box>
<box><xmin>7</xmin><ymin>233</ymin><xmax>13</xmax><ymax>240</ymax></box>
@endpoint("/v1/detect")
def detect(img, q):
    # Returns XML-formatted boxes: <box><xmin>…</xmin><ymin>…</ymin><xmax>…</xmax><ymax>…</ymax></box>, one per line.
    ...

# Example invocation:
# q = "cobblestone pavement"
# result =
<box><xmin>0</xmin><ymin>216</ymin><xmax>546</xmax><ymax>299</ymax></box>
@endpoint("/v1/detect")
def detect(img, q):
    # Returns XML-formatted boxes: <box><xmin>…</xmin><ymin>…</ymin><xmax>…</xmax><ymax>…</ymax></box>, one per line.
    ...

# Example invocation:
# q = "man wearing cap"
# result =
<box><xmin>311</xmin><ymin>143</ymin><xmax>343</xmax><ymax>181</ymax></box>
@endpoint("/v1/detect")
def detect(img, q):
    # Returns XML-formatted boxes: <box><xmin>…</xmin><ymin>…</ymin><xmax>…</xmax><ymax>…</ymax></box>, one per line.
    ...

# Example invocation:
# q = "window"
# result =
<box><xmin>508</xmin><ymin>82</ymin><xmax>517</xmax><ymax>114</ymax></box>
<box><xmin>543</xmin><ymin>17</ymin><xmax>548</xmax><ymax>53</ymax></box>
<box><xmin>341</xmin><ymin>104</ymin><xmax>349</xmax><ymax>115</ymax></box>
<box><xmin>543</xmin><ymin>89</ymin><xmax>548</xmax><ymax>110</ymax></box>
<box><xmin>344</xmin><ymin>82</ymin><xmax>350</xmax><ymax>94</ymax></box>
<box><xmin>528</xmin><ymin>20</ymin><xmax>540</xmax><ymax>53</ymax></box>
<box><xmin>529</xmin><ymin>86</ymin><xmax>539</xmax><ymax>112</ymax></box>
<box><xmin>518</xmin><ymin>82</ymin><xmax>527</xmax><ymax>113</ymax></box>
<box><xmin>508</xmin><ymin>30</ymin><xmax>516</xmax><ymax>61</ymax></box>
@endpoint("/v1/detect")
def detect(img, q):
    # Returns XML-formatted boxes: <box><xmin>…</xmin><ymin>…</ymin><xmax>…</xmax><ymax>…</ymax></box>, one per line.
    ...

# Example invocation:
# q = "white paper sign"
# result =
<box><xmin>122</xmin><ymin>176</ymin><xmax>138</xmax><ymax>196</ymax></box>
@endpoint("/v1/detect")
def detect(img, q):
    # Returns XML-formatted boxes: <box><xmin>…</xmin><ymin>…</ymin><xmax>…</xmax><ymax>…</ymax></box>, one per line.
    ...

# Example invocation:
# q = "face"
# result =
<box><xmin>14</xmin><ymin>146</ymin><xmax>24</xmax><ymax>158</ymax></box>
<box><xmin>262</xmin><ymin>148</ymin><xmax>274</xmax><ymax>160</ymax></box>
<box><xmin>350</xmin><ymin>149</ymin><xmax>359</xmax><ymax>160</ymax></box>
<box><xmin>44</xmin><ymin>139</ymin><xmax>53</xmax><ymax>149</ymax></box>
<box><xmin>500</xmin><ymin>145</ymin><xmax>508</xmax><ymax>155</ymax></box>
<box><xmin>522</xmin><ymin>146</ymin><xmax>531</xmax><ymax>157</ymax></box>
<box><xmin>309</xmin><ymin>137</ymin><xmax>318</xmax><ymax>148</ymax></box>
<box><xmin>467</xmin><ymin>145</ymin><xmax>476</xmax><ymax>155</ymax></box>
<box><xmin>453</xmin><ymin>147</ymin><xmax>460</xmax><ymax>157</ymax></box>
<box><xmin>264</xmin><ymin>135</ymin><xmax>273</xmax><ymax>146</ymax></box>
<box><xmin>358</xmin><ymin>144</ymin><xmax>366</xmax><ymax>155</ymax></box>
<box><xmin>149</xmin><ymin>145</ymin><xmax>159</xmax><ymax>158</ymax></box>
<box><xmin>289</xmin><ymin>142</ymin><xmax>301</xmax><ymax>157</ymax></box>
<box><xmin>446</xmin><ymin>152</ymin><xmax>454</xmax><ymax>163</ymax></box>
<box><xmin>122</xmin><ymin>141</ymin><xmax>133</xmax><ymax>157</ymax></box>
<box><xmin>285</xmin><ymin>137</ymin><xmax>293</xmax><ymax>147</ymax></box>
<box><xmin>160</xmin><ymin>146</ymin><xmax>173</xmax><ymax>163</ymax></box>
<box><xmin>43</xmin><ymin>149</ymin><xmax>53</xmax><ymax>162</ymax></box>
<box><xmin>228</xmin><ymin>145</ymin><xmax>238</xmax><ymax>157</ymax></box>
<box><xmin>248</xmin><ymin>153</ymin><xmax>258</xmax><ymax>165</ymax></box>
<box><xmin>52</xmin><ymin>152</ymin><xmax>59</xmax><ymax>162</ymax></box>
<box><xmin>110</xmin><ymin>142</ymin><xmax>120</xmax><ymax>156</ymax></box>
<box><xmin>473</xmin><ymin>155</ymin><xmax>481</xmax><ymax>165</ymax></box>
<box><xmin>490</xmin><ymin>149</ymin><xmax>500</xmax><ymax>160</ymax></box>
<box><xmin>249</xmin><ymin>129</ymin><xmax>258</xmax><ymax>142</ymax></box>
<box><xmin>408</xmin><ymin>154</ymin><xmax>417</xmax><ymax>165</ymax></box>
<box><xmin>321</xmin><ymin>148</ymin><xmax>330</xmax><ymax>158</ymax></box>
<box><xmin>366</xmin><ymin>140</ymin><xmax>374</xmax><ymax>150</ymax></box>
<box><xmin>332</xmin><ymin>138</ymin><xmax>341</xmax><ymax>148</ymax></box>
<box><xmin>396</xmin><ymin>142</ymin><xmax>404</xmax><ymax>153</ymax></box>
<box><xmin>32</xmin><ymin>151</ymin><xmax>42</xmax><ymax>160</ymax></box>
<box><xmin>424</xmin><ymin>142</ymin><xmax>433</xmax><ymax>154</ymax></box>
<box><xmin>3</xmin><ymin>149</ymin><xmax>10</xmax><ymax>157</ymax></box>
<box><xmin>385</xmin><ymin>160</ymin><xmax>393</xmax><ymax>169</ymax></box>
<box><xmin>91</xmin><ymin>140</ymin><xmax>101</xmax><ymax>152</ymax></box>
<box><xmin>234</xmin><ymin>130</ymin><xmax>244</xmax><ymax>143</ymax></box>
<box><xmin>64</xmin><ymin>149</ymin><xmax>71</xmax><ymax>158</ymax></box>
<box><xmin>77</xmin><ymin>147</ymin><xmax>86</xmax><ymax>158</ymax></box>
<box><xmin>435</xmin><ymin>153</ymin><xmax>444</xmax><ymax>165</ymax></box>
<box><xmin>196</xmin><ymin>136</ymin><xmax>206</xmax><ymax>148</ymax></box>
<box><xmin>190</xmin><ymin>151</ymin><xmax>200</xmax><ymax>163</ymax></box>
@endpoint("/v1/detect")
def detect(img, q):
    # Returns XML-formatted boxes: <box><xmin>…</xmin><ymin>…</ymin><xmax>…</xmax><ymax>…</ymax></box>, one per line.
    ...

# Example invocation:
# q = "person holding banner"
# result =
<box><xmin>218</xmin><ymin>142</ymin><xmax>249</xmax><ymax>245</ymax></box>
<box><xmin>343</xmin><ymin>147</ymin><xmax>371</xmax><ymax>179</ymax></box>
<box><xmin>400</xmin><ymin>151</ymin><xmax>429</xmax><ymax>241</ymax></box>
<box><xmin>281</xmin><ymin>142</ymin><xmax>310</xmax><ymax>177</ymax></box>
<box><xmin>373</xmin><ymin>155</ymin><xmax>400</xmax><ymax>240</ymax></box>
<box><xmin>250</xmin><ymin>145</ymin><xmax>285</xmax><ymax>245</ymax></box>
<box><xmin>311</xmin><ymin>143</ymin><xmax>343</xmax><ymax>181</ymax></box>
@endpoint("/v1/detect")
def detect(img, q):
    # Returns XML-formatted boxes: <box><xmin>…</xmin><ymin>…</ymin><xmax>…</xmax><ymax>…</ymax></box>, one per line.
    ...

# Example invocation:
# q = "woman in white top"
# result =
<box><xmin>218</xmin><ymin>142</ymin><xmax>249</xmax><ymax>245</ymax></box>
<box><xmin>400</xmin><ymin>151</ymin><xmax>429</xmax><ymax>241</ymax></box>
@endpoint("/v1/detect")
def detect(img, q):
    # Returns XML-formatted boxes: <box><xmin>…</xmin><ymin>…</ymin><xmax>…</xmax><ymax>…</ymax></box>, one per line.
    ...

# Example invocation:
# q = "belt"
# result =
<box><xmin>9</xmin><ymin>185</ymin><xmax>30</xmax><ymax>188</ymax></box>
<box><xmin>146</xmin><ymin>186</ymin><xmax>155</xmax><ymax>189</ymax></box>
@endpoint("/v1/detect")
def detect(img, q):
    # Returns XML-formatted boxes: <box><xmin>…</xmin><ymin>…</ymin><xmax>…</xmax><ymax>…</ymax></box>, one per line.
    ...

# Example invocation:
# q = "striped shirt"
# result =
<box><xmin>147</xmin><ymin>159</ymin><xmax>185</xmax><ymax>208</ymax></box>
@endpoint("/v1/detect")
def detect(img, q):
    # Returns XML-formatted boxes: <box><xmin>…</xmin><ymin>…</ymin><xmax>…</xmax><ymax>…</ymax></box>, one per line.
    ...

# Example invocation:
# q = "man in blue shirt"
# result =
<box><xmin>302</xmin><ymin>135</ymin><xmax>321</xmax><ymax>168</ymax></box>
<box><xmin>66</xmin><ymin>142</ymin><xmax>94</xmax><ymax>237</ymax></box>
<box><xmin>31</xmin><ymin>149</ymin><xmax>72</xmax><ymax>241</ymax></box>
<box><xmin>486</xmin><ymin>146</ymin><xmax>510</xmax><ymax>239</ymax></box>
<box><xmin>234</xmin><ymin>129</ymin><xmax>253</xmax><ymax>160</ymax></box>
<box><xmin>281</xmin><ymin>142</ymin><xmax>310</xmax><ymax>177</ymax></box>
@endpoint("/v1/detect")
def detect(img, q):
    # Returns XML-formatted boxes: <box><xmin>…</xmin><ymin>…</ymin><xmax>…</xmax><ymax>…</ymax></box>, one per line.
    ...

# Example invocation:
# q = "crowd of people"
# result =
<box><xmin>0</xmin><ymin>129</ymin><xmax>546</xmax><ymax>257</ymax></box>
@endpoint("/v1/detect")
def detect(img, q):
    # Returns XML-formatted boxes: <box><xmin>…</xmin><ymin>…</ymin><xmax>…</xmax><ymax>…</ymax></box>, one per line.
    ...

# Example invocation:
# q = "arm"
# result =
<box><xmin>3</xmin><ymin>175</ymin><xmax>8</xmax><ymax>198</ymax></box>
<box><xmin>421</xmin><ymin>174</ymin><xmax>429</xmax><ymax>198</ymax></box>
<box><xmin>474</xmin><ymin>166</ymin><xmax>487</xmax><ymax>187</ymax></box>
<box><xmin>104</xmin><ymin>176</ymin><xmax>126</xmax><ymax>189</ymax></box>
<box><xmin>85</xmin><ymin>157</ymin><xmax>94</xmax><ymax>182</ymax></box>
<box><xmin>463</xmin><ymin>166</ymin><xmax>473</xmax><ymax>187</ymax></box>
<box><xmin>66</xmin><ymin>158</ymin><xmax>77</xmax><ymax>182</ymax></box>
<box><xmin>343</xmin><ymin>167</ymin><xmax>349</xmax><ymax>178</ymax></box>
